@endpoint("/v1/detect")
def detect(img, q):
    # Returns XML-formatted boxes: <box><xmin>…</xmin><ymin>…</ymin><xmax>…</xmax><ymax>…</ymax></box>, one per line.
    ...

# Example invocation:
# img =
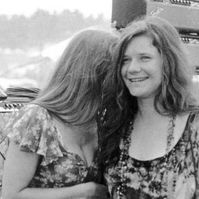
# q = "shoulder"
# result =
<box><xmin>5</xmin><ymin>104</ymin><xmax>53</xmax><ymax>146</ymax></box>
<box><xmin>187</xmin><ymin>108</ymin><xmax>199</xmax><ymax>126</ymax></box>
<box><xmin>7</xmin><ymin>104</ymin><xmax>50</xmax><ymax>128</ymax></box>
<box><xmin>18</xmin><ymin>103</ymin><xmax>49</xmax><ymax>119</ymax></box>
<box><xmin>5</xmin><ymin>104</ymin><xmax>63</xmax><ymax>163</ymax></box>
<box><xmin>183</xmin><ymin>108</ymin><xmax>199</xmax><ymax>138</ymax></box>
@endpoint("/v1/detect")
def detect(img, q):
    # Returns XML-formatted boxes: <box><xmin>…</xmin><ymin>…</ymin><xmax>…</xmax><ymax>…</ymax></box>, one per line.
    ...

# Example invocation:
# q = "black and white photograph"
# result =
<box><xmin>1</xmin><ymin>0</ymin><xmax>199</xmax><ymax>198</ymax></box>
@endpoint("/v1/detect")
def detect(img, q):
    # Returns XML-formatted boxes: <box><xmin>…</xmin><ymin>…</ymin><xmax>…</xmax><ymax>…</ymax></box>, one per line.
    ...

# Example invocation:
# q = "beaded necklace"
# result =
<box><xmin>116</xmin><ymin>115</ymin><xmax>176</xmax><ymax>199</ymax></box>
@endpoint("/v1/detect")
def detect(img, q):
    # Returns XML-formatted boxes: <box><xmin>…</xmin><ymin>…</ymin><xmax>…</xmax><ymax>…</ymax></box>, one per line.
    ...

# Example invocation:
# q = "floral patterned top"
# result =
<box><xmin>104</xmin><ymin>110</ymin><xmax>199</xmax><ymax>199</ymax></box>
<box><xmin>5</xmin><ymin>104</ymin><xmax>101</xmax><ymax>188</ymax></box>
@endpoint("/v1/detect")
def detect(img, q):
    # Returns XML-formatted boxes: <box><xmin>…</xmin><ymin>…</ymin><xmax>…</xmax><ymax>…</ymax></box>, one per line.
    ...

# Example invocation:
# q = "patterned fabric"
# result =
<box><xmin>104</xmin><ymin>111</ymin><xmax>199</xmax><ymax>199</ymax></box>
<box><xmin>5</xmin><ymin>104</ymin><xmax>101</xmax><ymax>188</ymax></box>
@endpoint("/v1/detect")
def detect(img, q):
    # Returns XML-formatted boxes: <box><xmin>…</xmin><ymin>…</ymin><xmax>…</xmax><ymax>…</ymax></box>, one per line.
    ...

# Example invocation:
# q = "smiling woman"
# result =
<box><xmin>121</xmin><ymin>34</ymin><xmax>163</xmax><ymax>99</ymax></box>
<box><xmin>100</xmin><ymin>16</ymin><xmax>199</xmax><ymax>199</ymax></box>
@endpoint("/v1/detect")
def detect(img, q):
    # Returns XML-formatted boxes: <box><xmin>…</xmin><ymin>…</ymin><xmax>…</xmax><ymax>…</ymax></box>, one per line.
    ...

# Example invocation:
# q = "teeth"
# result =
<box><xmin>129</xmin><ymin>77</ymin><xmax>148</xmax><ymax>82</ymax></box>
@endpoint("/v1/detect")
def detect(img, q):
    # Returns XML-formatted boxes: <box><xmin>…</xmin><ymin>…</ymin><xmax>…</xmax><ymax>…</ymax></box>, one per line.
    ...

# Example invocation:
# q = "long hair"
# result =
<box><xmin>33</xmin><ymin>29</ymin><xmax>118</xmax><ymax>127</ymax></box>
<box><xmin>100</xmin><ymin>16</ymin><xmax>197</xmax><ymax>165</ymax></box>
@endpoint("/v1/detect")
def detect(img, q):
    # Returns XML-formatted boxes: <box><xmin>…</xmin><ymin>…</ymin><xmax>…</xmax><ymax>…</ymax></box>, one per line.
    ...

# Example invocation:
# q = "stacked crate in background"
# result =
<box><xmin>112</xmin><ymin>0</ymin><xmax>199</xmax><ymax>73</ymax></box>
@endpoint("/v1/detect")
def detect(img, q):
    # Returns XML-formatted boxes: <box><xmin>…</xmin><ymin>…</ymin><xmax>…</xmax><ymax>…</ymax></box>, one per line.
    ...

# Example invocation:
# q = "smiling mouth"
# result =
<box><xmin>128</xmin><ymin>77</ymin><xmax>148</xmax><ymax>82</ymax></box>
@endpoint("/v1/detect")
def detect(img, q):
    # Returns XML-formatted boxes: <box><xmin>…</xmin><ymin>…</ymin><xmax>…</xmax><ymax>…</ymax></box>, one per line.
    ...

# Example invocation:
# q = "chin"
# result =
<box><xmin>129</xmin><ymin>91</ymin><xmax>147</xmax><ymax>98</ymax></box>
<box><xmin>130</xmin><ymin>93</ymin><xmax>154</xmax><ymax>100</ymax></box>
<box><xmin>129</xmin><ymin>88</ymin><xmax>156</xmax><ymax>99</ymax></box>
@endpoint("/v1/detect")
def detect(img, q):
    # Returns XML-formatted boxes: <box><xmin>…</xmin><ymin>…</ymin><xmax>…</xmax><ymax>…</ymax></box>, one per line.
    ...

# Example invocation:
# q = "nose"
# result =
<box><xmin>127</xmin><ymin>59</ymin><xmax>141</xmax><ymax>73</ymax></box>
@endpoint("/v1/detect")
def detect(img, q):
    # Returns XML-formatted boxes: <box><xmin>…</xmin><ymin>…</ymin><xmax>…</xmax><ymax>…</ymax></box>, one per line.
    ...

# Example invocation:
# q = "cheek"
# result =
<box><xmin>121</xmin><ymin>65</ymin><xmax>128</xmax><ymax>78</ymax></box>
<box><xmin>121</xmin><ymin>66</ymin><xmax>127</xmax><ymax>78</ymax></box>
<box><xmin>151</xmin><ymin>60</ymin><xmax>163</xmax><ymax>79</ymax></box>
<box><xmin>120</xmin><ymin>67</ymin><xmax>128</xmax><ymax>86</ymax></box>
<box><xmin>154</xmin><ymin>68</ymin><xmax>162</xmax><ymax>86</ymax></box>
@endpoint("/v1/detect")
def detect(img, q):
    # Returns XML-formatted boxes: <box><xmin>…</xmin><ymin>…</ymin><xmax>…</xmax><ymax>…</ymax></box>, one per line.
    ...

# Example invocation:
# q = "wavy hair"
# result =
<box><xmin>100</xmin><ymin>16</ymin><xmax>197</xmax><ymax>165</ymax></box>
<box><xmin>33</xmin><ymin>29</ymin><xmax>118</xmax><ymax>127</ymax></box>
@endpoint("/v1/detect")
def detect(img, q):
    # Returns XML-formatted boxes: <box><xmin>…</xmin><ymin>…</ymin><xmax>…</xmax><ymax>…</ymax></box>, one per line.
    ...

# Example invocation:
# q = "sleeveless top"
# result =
<box><xmin>5</xmin><ymin>104</ymin><xmax>101</xmax><ymax>188</ymax></box>
<box><xmin>104</xmin><ymin>110</ymin><xmax>199</xmax><ymax>199</ymax></box>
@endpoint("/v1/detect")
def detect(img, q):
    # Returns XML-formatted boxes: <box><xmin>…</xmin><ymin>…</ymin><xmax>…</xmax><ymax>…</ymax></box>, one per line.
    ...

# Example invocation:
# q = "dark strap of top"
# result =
<box><xmin>188</xmin><ymin>111</ymin><xmax>199</xmax><ymax>199</ymax></box>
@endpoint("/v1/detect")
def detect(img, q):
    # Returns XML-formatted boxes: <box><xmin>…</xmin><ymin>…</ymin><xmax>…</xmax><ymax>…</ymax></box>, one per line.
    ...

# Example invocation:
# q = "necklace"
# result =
<box><xmin>116</xmin><ymin>115</ymin><xmax>176</xmax><ymax>199</ymax></box>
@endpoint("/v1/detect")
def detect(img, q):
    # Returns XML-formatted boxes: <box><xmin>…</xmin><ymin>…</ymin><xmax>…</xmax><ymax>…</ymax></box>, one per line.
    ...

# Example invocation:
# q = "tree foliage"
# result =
<box><xmin>0</xmin><ymin>9</ymin><xmax>108</xmax><ymax>50</ymax></box>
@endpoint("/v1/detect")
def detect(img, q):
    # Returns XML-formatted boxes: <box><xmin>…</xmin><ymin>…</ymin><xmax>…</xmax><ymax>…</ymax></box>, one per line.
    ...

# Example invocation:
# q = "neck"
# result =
<box><xmin>137</xmin><ymin>97</ymin><xmax>159</xmax><ymax>119</ymax></box>
<box><xmin>54</xmin><ymin>117</ymin><xmax>97</xmax><ymax>146</ymax></box>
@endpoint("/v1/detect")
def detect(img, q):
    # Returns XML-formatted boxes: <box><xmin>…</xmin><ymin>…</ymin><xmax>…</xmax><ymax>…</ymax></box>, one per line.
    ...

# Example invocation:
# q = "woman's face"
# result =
<box><xmin>121</xmin><ymin>34</ymin><xmax>163</xmax><ymax>100</ymax></box>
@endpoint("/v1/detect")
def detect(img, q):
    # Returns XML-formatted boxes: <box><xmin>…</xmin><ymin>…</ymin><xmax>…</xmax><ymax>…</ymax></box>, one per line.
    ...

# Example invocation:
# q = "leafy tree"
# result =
<box><xmin>0</xmin><ymin>9</ymin><xmax>109</xmax><ymax>50</ymax></box>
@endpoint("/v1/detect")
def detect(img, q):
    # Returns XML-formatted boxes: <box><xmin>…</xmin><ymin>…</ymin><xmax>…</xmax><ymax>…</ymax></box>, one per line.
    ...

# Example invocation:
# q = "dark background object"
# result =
<box><xmin>112</xmin><ymin>0</ymin><xmax>147</xmax><ymax>29</ymax></box>
<box><xmin>111</xmin><ymin>0</ymin><xmax>199</xmax><ymax>73</ymax></box>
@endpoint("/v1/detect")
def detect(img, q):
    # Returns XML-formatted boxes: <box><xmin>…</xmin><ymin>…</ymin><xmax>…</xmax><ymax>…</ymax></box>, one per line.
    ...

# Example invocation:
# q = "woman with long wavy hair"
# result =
<box><xmin>2</xmin><ymin>29</ymin><xmax>118</xmax><ymax>199</ymax></box>
<box><xmin>100</xmin><ymin>16</ymin><xmax>199</xmax><ymax>199</ymax></box>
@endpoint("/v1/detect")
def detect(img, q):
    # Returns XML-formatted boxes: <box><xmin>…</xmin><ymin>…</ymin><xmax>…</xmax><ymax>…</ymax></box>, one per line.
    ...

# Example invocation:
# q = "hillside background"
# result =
<box><xmin>0</xmin><ymin>9</ymin><xmax>110</xmax><ymax>89</ymax></box>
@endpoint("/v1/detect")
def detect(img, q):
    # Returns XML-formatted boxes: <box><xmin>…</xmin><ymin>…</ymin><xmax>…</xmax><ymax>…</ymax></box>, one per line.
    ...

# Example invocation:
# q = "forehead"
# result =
<box><xmin>125</xmin><ymin>35</ymin><xmax>157</xmax><ymax>55</ymax></box>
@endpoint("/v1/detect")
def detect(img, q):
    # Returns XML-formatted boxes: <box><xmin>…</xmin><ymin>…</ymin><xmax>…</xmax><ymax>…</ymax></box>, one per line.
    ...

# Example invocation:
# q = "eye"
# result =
<box><xmin>121</xmin><ymin>57</ymin><xmax>131</xmax><ymax>65</ymax></box>
<box><xmin>140</xmin><ymin>56</ymin><xmax>151</xmax><ymax>62</ymax></box>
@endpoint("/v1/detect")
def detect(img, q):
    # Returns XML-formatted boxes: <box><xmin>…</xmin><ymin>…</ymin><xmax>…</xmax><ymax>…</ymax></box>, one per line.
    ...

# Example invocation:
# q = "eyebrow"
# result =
<box><xmin>138</xmin><ymin>53</ymin><xmax>151</xmax><ymax>56</ymax></box>
<box><xmin>124</xmin><ymin>52</ymin><xmax>151</xmax><ymax>56</ymax></box>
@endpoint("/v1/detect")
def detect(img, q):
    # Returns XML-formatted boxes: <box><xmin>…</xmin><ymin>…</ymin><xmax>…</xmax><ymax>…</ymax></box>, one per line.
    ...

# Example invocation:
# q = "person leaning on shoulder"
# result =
<box><xmin>2</xmin><ymin>28</ymin><xmax>118</xmax><ymax>199</ymax></box>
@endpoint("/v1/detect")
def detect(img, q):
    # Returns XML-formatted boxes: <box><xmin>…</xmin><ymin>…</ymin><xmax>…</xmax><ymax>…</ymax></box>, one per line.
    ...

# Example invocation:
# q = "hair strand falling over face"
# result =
<box><xmin>33</xmin><ymin>29</ymin><xmax>118</xmax><ymax>128</ymax></box>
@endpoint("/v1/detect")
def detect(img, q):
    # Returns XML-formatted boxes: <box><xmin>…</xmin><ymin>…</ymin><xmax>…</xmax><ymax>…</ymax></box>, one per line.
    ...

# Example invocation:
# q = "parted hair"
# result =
<box><xmin>33</xmin><ymin>29</ymin><xmax>118</xmax><ymax>127</ymax></box>
<box><xmin>100</xmin><ymin>16</ymin><xmax>197</xmax><ymax>165</ymax></box>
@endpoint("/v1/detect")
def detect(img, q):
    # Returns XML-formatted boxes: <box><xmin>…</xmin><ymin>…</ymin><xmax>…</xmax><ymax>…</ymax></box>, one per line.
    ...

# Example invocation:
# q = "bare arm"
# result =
<box><xmin>2</xmin><ymin>141</ymin><xmax>109</xmax><ymax>199</ymax></box>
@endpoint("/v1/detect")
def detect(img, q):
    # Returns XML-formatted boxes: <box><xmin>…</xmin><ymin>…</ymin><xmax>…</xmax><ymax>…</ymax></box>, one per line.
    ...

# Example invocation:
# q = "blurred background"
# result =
<box><xmin>0</xmin><ymin>0</ymin><xmax>112</xmax><ymax>90</ymax></box>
